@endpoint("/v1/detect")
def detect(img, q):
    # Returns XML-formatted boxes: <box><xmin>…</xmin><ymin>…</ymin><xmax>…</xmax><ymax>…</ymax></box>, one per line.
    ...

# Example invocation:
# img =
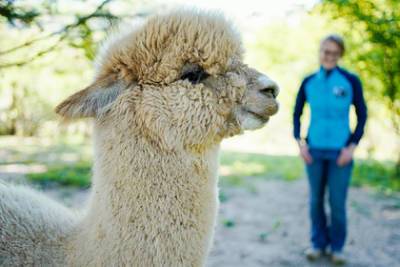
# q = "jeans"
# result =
<box><xmin>305</xmin><ymin>148</ymin><xmax>353</xmax><ymax>252</ymax></box>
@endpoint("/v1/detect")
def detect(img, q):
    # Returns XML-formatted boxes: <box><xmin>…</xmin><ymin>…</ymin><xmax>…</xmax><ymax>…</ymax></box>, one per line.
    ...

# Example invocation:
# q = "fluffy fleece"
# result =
<box><xmin>0</xmin><ymin>9</ymin><xmax>279</xmax><ymax>266</ymax></box>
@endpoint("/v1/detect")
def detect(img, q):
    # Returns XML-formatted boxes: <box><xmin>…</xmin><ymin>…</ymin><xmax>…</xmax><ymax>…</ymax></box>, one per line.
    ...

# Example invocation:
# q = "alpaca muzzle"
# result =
<box><xmin>242</xmin><ymin>75</ymin><xmax>279</xmax><ymax>121</ymax></box>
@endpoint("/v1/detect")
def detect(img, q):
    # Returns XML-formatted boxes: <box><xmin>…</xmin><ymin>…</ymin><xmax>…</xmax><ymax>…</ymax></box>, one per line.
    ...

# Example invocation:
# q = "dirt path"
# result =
<box><xmin>1</xmin><ymin>174</ymin><xmax>399</xmax><ymax>267</ymax></box>
<box><xmin>209</xmin><ymin>180</ymin><xmax>400</xmax><ymax>267</ymax></box>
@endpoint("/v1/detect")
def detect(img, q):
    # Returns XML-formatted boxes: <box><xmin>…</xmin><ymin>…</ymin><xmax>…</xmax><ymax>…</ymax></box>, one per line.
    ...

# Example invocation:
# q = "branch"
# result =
<box><xmin>0</xmin><ymin>0</ymin><xmax>114</xmax><ymax>56</ymax></box>
<box><xmin>0</xmin><ymin>2</ymin><xmax>40</xmax><ymax>25</ymax></box>
<box><xmin>0</xmin><ymin>34</ymin><xmax>67</xmax><ymax>69</ymax></box>
<box><xmin>0</xmin><ymin>31</ymin><xmax>58</xmax><ymax>55</ymax></box>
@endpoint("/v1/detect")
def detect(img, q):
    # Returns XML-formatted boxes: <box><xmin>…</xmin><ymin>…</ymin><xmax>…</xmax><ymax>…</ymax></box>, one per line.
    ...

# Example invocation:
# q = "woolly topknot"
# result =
<box><xmin>96</xmin><ymin>9</ymin><xmax>244</xmax><ymax>84</ymax></box>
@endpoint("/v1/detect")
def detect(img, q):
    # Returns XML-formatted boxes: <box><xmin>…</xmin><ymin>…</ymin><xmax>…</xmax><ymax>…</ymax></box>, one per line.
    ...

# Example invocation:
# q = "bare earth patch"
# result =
<box><xmin>210</xmin><ymin>180</ymin><xmax>400</xmax><ymax>267</ymax></box>
<box><xmin>1</xmin><ymin>173</ymin><xmax>399</xmax><ymax>267</ymax></box>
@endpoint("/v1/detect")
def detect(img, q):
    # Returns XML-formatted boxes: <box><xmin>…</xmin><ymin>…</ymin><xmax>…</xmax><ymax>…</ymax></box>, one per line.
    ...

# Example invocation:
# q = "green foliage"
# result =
<box><xmin>258</xmin><ymin>232</ymin><xmax>269</xmax><ymax>242</ymax></box>
<box><xmin>0</xmin><ymin>83</ymin><xmax>52</xmax><ymax>136</ymax></box>
<box><xmin>219</xmin><ymin>152</ymin><xmax>304</xmax><ymax>187</ymax></box>
<box><xmin>319</xmin><ymin>0</ymin><xmax>400</xmax><ymax>134</ymax></box>
<box><xmin>318</xmin><ymin>0</ymin><xmax>400</xmax><ymax>175</ymax></box>
<box><xmin>258</xmin><ymin>219</ymin><xmax>282</xmax><ymax>243</ymax></box>
<box><xmin>0</xmin><ymin>136</ymin><xmax>396</xmax><ymax>194</ymax></box>
<box><xmin>27</xmin><ymin>161</ymin><xmax>91</xmax><ymax>187</ymax></box>
<box><xmin>246</xmin><ymin>7</ymin><xmax>399</xmax><ymax>161</ymax></box>
<box><xmin>222</xmin><ymin>219</ymin><xmax>236</xmax><ymax>228</ymax></box>
<box><xmin>0</xmin><ymin>0</ymin><xmax>118</xmax><ymax>66</ymax></box>
<box><xmin>0</xmin><ymin>1</ymin><xmax>40</xmax><ymax>25</ymax></box>
<box><xmin>218</xmin><ymin>190</ymin><xmax>229</xmax><ymax>203</ymax></box>
<box><xmin>20</xmin><ymin>150</ymin><xmax>399</xmax><ymax>195</ymax></box>
<box><xmin>0</xmin><ymin>1</ymin><xmax>119</xmax><ymax>136</ymax></box>
<box><xmin>219</xmin><ymin>151</ymin><xmax>398</xmax><ymax>195</ymax></box>
<box><xmin>352</xmin><ymin>159</ymin><xmax>399</xmax><ymax>194</ymax></box>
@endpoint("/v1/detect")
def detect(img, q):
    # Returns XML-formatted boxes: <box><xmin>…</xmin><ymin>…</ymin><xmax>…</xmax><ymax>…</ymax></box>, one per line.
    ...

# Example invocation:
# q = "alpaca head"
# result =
<box><xmin>56</xmin><ymin>10</ymin><xmax>279</xmax><ymax>151</ymax></box>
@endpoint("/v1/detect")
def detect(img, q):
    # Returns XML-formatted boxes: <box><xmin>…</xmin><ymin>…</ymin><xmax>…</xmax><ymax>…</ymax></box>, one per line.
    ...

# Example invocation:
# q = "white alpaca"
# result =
<box><xmin>0</xmin><ymin>9</ymin><xmax>279</xmax><ymax>266</ymax></box>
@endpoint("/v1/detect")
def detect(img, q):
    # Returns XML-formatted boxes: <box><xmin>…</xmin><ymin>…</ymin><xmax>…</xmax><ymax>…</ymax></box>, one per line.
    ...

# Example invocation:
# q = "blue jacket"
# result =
<box><xmin>293</xmin><ymin>66</ymin><xmax>367</xmax><ymax>149</ymax></box>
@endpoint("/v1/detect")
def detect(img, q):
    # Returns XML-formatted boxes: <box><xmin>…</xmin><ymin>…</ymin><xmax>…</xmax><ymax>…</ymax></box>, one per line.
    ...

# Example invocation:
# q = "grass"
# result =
<box><xmin>21</xmin><ymin>151</ymin><xmax>399</xmax><ymax>196</ymax></box>
<box><xmin>220</xmin><ymin>151</ymin><xmax>399</xmax><ymax>195</ymax></box>
<box><xmin>22</xmin><ymin>151</ymin><xmax>305</xmax><ymax>189</ymax></box>
<box><xmin>352</xmin><ymin>159</ymin><xmax>399</xmax><ymax>195</ymax></box>
<box><xmin>28</xmin><ymin>161</ymin><xmax>91</xmax><ymax>188</ymax></box>
<box><xmin>219</xmin><ymin>151</ymin><xmax>303</xmax><ymax>187</ymax></box>
<box><xmin>0</xmin><ymin>136</ymin><xmax>398</xmax><ymax>195</ymax></box>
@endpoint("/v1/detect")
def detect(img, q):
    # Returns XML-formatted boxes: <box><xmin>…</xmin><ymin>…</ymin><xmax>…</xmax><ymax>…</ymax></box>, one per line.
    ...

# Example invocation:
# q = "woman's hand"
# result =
<box><xmin>297</xmin><ymin>140</ymin><xmax>313</xmax><ymax>164</ymax></box>
<box><xmin>337</xmin><ymin>144</ymin><xmax>356</xmax><ymax>166</ymax></box>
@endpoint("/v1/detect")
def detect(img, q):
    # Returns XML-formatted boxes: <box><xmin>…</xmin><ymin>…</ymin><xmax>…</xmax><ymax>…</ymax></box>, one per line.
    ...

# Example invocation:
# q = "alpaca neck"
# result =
<box><xmin>82</xmin><ymin>122</ymin><xmax>220</xmax><ymax>234</ymax></box>
<box><xmin>70</xmin><ymin>122</ymin><xmax>220</xmax><ymax>265</ymax></box>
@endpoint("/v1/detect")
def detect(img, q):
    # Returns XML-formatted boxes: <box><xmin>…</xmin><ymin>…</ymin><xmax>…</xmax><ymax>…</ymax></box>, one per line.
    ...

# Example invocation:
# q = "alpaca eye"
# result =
<box><xmin>180</xmin><ymin>65</ymin><xmax>209</xmax><ymax>84</ymax></box>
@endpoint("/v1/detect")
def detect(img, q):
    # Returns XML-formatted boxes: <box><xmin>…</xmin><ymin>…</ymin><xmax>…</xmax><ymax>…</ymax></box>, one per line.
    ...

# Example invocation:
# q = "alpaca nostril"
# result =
<box><xmin>259</xmin><ymin>87</ymin><xmax>277</xmax><ymax>98</ymax></box>
<box><xmin>256</xmin><ymin>75</ymin><xmax>279</xmax><ymax>98</ymax></box>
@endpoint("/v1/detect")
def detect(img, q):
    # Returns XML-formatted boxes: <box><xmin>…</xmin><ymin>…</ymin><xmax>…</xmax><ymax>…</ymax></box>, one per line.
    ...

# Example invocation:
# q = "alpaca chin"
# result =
<box><xmin>239</xmin><ymin>112</ymin><xmax>269</xmax><ymax>130</ymax></box>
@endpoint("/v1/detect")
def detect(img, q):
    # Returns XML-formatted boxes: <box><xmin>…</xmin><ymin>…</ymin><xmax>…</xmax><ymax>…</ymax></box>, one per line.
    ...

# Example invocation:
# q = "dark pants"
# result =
<box><xmin>306</xmin><ymin>149</ymin><xmax>353</xmax><ymax>252</ymax></box>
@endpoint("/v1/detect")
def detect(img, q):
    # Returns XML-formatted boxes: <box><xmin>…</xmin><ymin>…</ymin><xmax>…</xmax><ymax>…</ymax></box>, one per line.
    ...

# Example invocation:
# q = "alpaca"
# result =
<box><xmin>0</xmin><ymin>9</ymin><xmax>279</xmax><ymax>266</ymax></box>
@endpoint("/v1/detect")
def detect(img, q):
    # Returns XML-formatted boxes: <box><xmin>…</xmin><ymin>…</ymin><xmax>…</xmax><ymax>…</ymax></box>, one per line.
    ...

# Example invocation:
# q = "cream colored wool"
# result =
<box><xmin>0</xmin><ymin>9</ymin><xmax>279</xmax><ymax>267</ymax></box>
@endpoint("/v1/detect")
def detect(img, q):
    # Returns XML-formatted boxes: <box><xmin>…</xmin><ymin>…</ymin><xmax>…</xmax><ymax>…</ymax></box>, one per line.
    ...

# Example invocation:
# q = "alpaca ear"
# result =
<box><xmin>55</xmin><ymin>75</ymin><xmax>124</xmax><ymax>119</ymax></box>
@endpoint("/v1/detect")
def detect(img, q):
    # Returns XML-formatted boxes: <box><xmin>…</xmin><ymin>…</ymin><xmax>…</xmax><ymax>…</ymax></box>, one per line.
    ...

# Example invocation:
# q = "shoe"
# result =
<box><xmin>331</xmin><ymin>251</ymin><xmax>346</xmax><ymax>265</ymax></box>
<box><xmin>304</xmin><ymin>247</ymin><xmax>323</xmax><ymax>261</ymax></box>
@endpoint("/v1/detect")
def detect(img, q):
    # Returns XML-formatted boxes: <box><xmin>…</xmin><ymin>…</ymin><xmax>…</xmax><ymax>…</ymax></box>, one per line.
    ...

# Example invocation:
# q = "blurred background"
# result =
<box><xmin>0</xmin><ymin>1</ymin><xmax>399</xmax><ymax>266</ymax></box>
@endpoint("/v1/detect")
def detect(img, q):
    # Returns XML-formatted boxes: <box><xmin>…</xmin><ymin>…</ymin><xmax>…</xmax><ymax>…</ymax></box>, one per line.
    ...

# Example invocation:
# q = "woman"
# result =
<box><xmin>293</xmin><ymin>34</ymin><xmax>367</xmax><ymax>264</ymax></box>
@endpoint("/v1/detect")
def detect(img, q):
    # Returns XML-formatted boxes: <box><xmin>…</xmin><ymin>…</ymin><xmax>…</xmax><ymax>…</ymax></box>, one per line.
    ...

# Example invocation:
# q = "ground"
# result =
<box><xmin>210</xmin><ymin>180</ymin><xmax>400</xmax><ymax>267</ymax></box>
<box><xmin>1</xmin><ymin>171</ymin><xmax>399</xmax><ymax>267</ymax></box>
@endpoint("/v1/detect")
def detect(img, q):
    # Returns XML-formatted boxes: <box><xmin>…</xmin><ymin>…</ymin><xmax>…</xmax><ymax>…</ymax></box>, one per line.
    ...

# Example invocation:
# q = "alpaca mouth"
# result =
<box><xmin>244</xmin><ymin>109</ymin><xmax>270</xmax><ymax>123</ymax></box>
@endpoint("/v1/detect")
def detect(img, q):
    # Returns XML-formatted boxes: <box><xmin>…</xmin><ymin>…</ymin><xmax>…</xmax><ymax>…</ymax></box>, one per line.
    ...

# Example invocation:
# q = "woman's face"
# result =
<box><xmin>319</xmin><ymin>40</ymin><xmax>342</xmax><ymax>70</ymax></box>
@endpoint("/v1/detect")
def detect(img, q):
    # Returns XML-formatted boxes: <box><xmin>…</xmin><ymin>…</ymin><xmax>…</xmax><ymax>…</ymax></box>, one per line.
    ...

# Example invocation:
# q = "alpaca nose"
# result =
<box><xmin>257</xmin><ymin>76</ymin><xmax>279</xmax><ymax>98</ymax></box>
<box><xmin>259</xmin><ymin>87</ymin><xmax>277</xmax><ymax>98</ymax></box>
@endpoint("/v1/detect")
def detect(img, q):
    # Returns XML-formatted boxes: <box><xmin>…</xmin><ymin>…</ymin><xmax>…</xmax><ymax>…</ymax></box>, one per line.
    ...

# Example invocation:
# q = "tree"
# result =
<box><xmin>0</xmin><ymin>0</ymin><xmax>149</xmax><ymax>136</ymax></box>
<box><xmin>0</xmin><ymin>0</ymin><xmax>119</xmax><ymax>68</ymax></box>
